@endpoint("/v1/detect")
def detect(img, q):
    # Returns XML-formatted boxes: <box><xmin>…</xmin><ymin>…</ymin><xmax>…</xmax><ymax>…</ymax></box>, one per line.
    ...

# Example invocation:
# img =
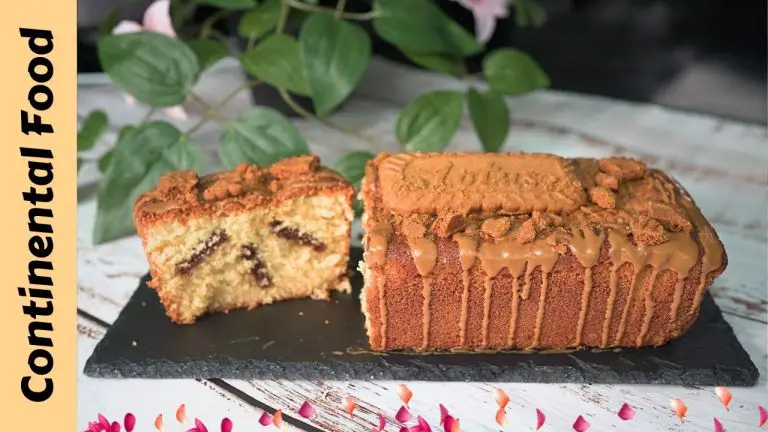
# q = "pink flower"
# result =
<box><xmin>453</xmin><ymin>0</ymin><xmax>509</xmax><ymax>43</ymax></box>
<box><xmin>112</xmin><ymin>0</ymin><xmax>188</xmax><ymax>120</ymax></box>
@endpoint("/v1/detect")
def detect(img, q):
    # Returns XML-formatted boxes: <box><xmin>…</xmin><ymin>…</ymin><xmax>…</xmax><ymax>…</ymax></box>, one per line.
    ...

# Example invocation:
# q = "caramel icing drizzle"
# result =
<box><xmin>407</xmin><ymin>237</ymin><xmax>438</xmax><ymax>350</ymax></box>
<box><xmin>453</xmin><ymin>234</ymin><xmax>478</xmax><ymax>346</ymax></box>
<box><xmin>367</xmin><ymin>222</ymin><xmax>392</xmax><ymax>349</ymax></box>
<box><xmin>570</xmin><ymin>227</ymin><xmax>606</xmax><ymax>346</ymax></box>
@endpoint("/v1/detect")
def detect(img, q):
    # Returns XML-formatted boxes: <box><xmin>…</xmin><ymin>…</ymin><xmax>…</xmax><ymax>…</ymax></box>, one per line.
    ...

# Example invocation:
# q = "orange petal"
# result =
<box><xmin>176</xmin><ymin>404</ymin><xmax>187</xmax><ymax>424</ymax></box>
<box><xmin>154</xmin><ymin>414</ymin><xmax>164</xmax><ymax>432</ymax></box>
<box><xmin>342</xmin><ymin>396</ymin><xmax>356</xmax><ymax>416</ymax></box>
<box><xmin>495</xmin><ymin>408</ymin><xmax>506</xmax><ymax>427</ymax></box>
<box><xmin>493</xmin><ymin>388</ymin><xmax>510</xmax><ymax>409</ymax></box>
<box><xmin>452</xmin><ymin>418</ymin><xmax>461</xmax><ymax>432</ymax></box>
<box><xmin>397</xmin><ymin>384</ymin><xmax>413</xmax><ymax>407</ymax></box>
<box><xmin>670</xmin><ymin>398</ymin><xmax>687</xmax><ymax>422</ymax></box>
<box><xmin>715</xmin><ymin>387</ymin><xmax>732</xmax><ymax>411</ymax></box>
<box><xmin>273</xmin><ymin>409</ymin><xmax>284</xmax><ymax>430</ymax></box>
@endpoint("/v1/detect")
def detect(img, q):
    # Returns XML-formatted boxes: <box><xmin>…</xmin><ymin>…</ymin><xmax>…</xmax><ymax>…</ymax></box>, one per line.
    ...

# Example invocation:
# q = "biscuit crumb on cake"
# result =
<box><xmin>133</xmin><ymin>156</ymin><xmax>354</xmax><ymax>324</ymax></box>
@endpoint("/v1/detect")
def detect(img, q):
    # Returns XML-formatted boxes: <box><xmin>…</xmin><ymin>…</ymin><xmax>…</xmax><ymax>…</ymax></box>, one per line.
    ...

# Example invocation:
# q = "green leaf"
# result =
<box><xmin>77</xmin><ymin>158</ymin><xmax>82</xmax><ymax>173</ymax></box>
<box><xmin>99</xmin><ymin>6</ymin><xmax>121</xmax><ymax>36</ymax></box>
<box><xmin>401</xmin><ymin>50</ymin><xmax>465</xmax><ymax>78</ymax></box>
<box><xmin>467</xmin><ymin>88</ymin><xmax>509</xmax><ymax>152</ymax></box>
<box><xmin>195</xmin><ymin>0</ymin><xmax>255</xmax><ymax>10</ymax></box>
<box><xmin>99</xmin><ymin>32</ymin><xmax>201</xmax><ymax>107</ymax></box>
<box><xmin>514</xmin><ymin>0</ymin><xmax>547</xmax><ymax>28</ymax></box>
<box><xmin>186</xmin><ymin>38</ymin><xmax>229</xmax><ymax>70</ymax></box>
<box><xmin>78</xmin><ymin>110</ymin><xmax>109</xmax><ymax>151</ymax></box>
<box><xmin>396</xmin><ymin>91</ymin><xmax>464</xmax><ymax>152</ymax></box>
<box><xmin>219</xmin><ymin>107</ymin><xmax>310</xmax><ymax>168</ymax></box>
<box><xmin>332</xmin><ymin>151</ymin><xmax>376</xmax><ymax>186</ymax></box>
<box><xmin>238</xmin><ymin>0</ymin><xmax>281</xmax><ymax>40</ymax></box>
<box><xmin>373</xmin><ymin>0</ymin><xmax>482</xmax><ymax>56</ymax></box>
<box><xmin>241</xmin><ymin>34</ymin><xmax>309</xmax><ymax>95</ymax></box>
<box><xmin>98</xmin><ymin>149</ymin><xmax>114</xmax><ymax>173</ymax></box>
<box><xmin>94</xmin><ymin>122</ymin><xmax>204</xmax><ymax>243</ymax></box>
<box><xmin>299</xmin><ymin>13</ymin><xmax>371</xmax><ymax>116</ymax></box>
<box><xmin>483</xmin><ymin>48</ymin><xmax>549</xmax><ymax>95</ymax></box>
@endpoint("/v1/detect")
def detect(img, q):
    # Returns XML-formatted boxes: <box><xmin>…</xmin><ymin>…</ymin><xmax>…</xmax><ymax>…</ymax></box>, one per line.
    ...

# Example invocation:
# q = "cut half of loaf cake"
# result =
<box><xmin>133</xmin><ymin>156</ymin><xmax>354</xmax><ymax>324</ymax></box>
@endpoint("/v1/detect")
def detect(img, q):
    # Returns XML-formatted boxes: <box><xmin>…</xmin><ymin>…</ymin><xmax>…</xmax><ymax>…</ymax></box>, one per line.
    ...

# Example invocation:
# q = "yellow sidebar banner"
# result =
<box><xmin>0</xmin><ymin>1</ymin><xmax>76</xmax><ymax>430</ymax></box>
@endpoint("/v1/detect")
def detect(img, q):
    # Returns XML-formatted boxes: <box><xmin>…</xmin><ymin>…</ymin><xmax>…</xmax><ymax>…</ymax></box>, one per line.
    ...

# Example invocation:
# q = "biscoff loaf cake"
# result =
<box><xmin>359</xmin><ymin>152</ymin><xmax>726</xmax><ymax>351</ymax></box>
<box><xmin>134</xmin><ymin>156</ymin><xmax>354</xmax><ymax>324</ymax></box>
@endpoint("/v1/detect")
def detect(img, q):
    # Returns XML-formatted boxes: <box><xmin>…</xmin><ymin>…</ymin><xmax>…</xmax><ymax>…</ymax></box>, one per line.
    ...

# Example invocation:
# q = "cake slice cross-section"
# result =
<box><xmin>359</xmin><ymin>152</ymin><xmax>727</xmax><ymax>351</ymax></box>
<box><xmin>133</xmin><ymin>155</ymin><xmax>355</xmax><ymax>324</ymax></box>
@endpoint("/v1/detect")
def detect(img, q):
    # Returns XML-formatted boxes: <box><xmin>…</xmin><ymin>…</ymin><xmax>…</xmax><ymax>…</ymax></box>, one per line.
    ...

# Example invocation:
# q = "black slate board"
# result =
<box><xmin>85</xmin><ymin>248</ymin><xmax>759</xmax><ymax>385</ymax></box>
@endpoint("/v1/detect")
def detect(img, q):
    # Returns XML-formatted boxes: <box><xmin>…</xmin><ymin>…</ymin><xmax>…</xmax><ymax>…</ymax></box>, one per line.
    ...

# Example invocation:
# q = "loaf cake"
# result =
<box><xmin>359</xmin><ymin>152</ymin><xmax>726</xmax><ymax>351</ymax></box>
<box><xmin>133</xmin><ymin>156</ymin><xmax>354</xmax><ymax>324</ymax></box>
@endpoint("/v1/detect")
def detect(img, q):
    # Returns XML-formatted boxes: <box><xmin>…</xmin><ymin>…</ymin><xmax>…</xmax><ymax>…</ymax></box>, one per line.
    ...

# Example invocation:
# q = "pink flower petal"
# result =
<box><xmin>713</xmin><ymin>417</ymin><xmax>725</xmax><ymax>432</ymax></box>
<box><xmin>396</xmin><ymin>406</ymin><xmax>412</xmax><ymax>423</ymax></box>
<box><xmin>163</xmin><ymin>105</ymin><xmax>188</xmax><ymax>121</ymax></box>
<box><xmin>176</xmin><ymin>404</ymin><xmax>188</xmax><ymax>424</ymax></box>
<box><xmin>112</xmin><ymin>20</ymin><xmax>143</xmax><ymax>35</ymax></box>
<box><xmin>124</xmin><ymin>413</ymin><xmax>136</xmax><ymax>432</ymax></box>
<box><xmin>417</xmin><ymin>416</ymin><xmax>432</xmax><ymax>432</ymax></box>
<box><xmin>194</xmin><ymin>418</ymin><xmax>208</xmax><ymax>432</ymax></box>
<box><xmin>258</xmin><ymin>412</ymin><xmax>273</xmax><ymax>426</ymax></box>
<box><xmin>495</xmin><ymin>408</ymin><xmax>506</xmax><ymax>427</ymax></box>
<box><xmin>493</xmin><ymin>388</ymin><xmax>510</xmax><ymax>409</ymax></box>
<box><xmin>99</xmin><ymin>414</ymin><xmax>111</xmax><ymax>429</ymax></box>
<box><xmin>220</xmin><ymin>418</ymin><xmax>232</xmax><ymax>432</ymax></box>
<box><xmin>397</xmin><ymin>384</ymin><xmax>413</xmax><ymax>407</ymax></box>
<box><xmin>155</xmin><ymin>414</ymin><xmax>165</xmax><ymax>432</ymax></box>
<box><xmin>759</xmin><ymin>406</ymin><xmax>767</xmax><ymax>428</ymax></box>
<box><xmin>618</xmin><ymin>403</ymin><xmax>635</xmax><ymax>420</ymax></box>
<box><xmin>379</xmin><ymin>413</ymin><xmax>387</xmax><ymax>429</ymax></box>
<box><xmin>142</xmin><ymin>0</ymin><xmax>176</xmax><ymax>37</ymax></box>
<box><xmin>536</xmin><ymin>408</ymin><xmax>546</xmax><ymax>430</ymax></box>
<box><xmin>573</xmin><ymin>415</ymin><xmax>590</xmax><ymax>432</ymax></box>
<box><xmin>443</xmin><ymin>416</ymin><xmax>455</xmax><ymax>432</ymax></box>
<box><xmin>472</xmin><ymin>12</ymin><xmax>497</xmax><ymax>44</ymax></box>
<box><xmin>298</xmin><ymin>401</ymin><xmax>315</xmax><ymax>419</ymax></box>
<box><xmin>715</xmin><ymin>387</ymin><xmax>733</xmax><ymax>411</ymax></box>
<box><xmin>670</xmin><ymin>399</ymin><xmax>687</xmax><ymax>422</ymax></box>
<box><xmin>439</xmin><ymin>404</ymin><xmax>449</xmax><ymax>424</ymax></box>
<box><xmin>111</xmin><ymin>422</ymin><xmax>121</xmax><ymax>432</ymax></box>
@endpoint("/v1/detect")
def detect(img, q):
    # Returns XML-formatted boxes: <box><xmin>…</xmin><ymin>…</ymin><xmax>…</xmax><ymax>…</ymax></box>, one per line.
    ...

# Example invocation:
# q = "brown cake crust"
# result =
<box><xmin>360</xmin><ymin>152</ymin><xmax>727</xmax><ymax>351</ymax></box>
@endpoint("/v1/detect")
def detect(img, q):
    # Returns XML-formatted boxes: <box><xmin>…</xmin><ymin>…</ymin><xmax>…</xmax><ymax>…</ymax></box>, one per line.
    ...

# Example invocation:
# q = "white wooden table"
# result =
<box><xmin>77</xmin><ymin>59</ymin><xmax>767</xmax><ymax>431</ymax></box>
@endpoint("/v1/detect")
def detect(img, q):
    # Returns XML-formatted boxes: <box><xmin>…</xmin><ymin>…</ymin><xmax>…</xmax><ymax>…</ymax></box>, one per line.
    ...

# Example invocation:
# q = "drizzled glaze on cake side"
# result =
<box><xmin>360</xmin><ymin>152</ymin><xmax>727</xmax><ymax>352</ymax></box>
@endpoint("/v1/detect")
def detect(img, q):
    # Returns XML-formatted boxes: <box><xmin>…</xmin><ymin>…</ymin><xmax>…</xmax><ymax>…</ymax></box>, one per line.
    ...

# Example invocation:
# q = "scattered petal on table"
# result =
<box><xmin>493</xmin><ymin>388</ymin><xmax>510</xmax><ymax>409</ymax></box>
<box><xmin>99</xmin><ymin>414</ymin><xmax>111</xmax><ymax>430</ymax></box>
<box><xmin>713</xmin><ymin>417</ymin><xmax>725</xmax><ymax>432</ymax></box>
<box><xmin>715</xmin><ymin>387</ymin><xmax>732</xmax><ymax>411</ymax></box>
<box><xmin>536</xmin><ymin>408</ymin><xmax>546</xmax><ymax>430</ymax></box>
<box><xmin>417</xmin><ymin>415</ymin><xmax>432</xmax><ymax>432</ymax></box>
<box><xmin>342</xmin><ymin>396</ymin><xmax>357</xmax><ymax>416</ymax></box>
<box><xmin>495</xmin><ymin>408</ymin><xmax>506</xmax><ymax>427</ymax></box>
<box><xmin>220</xmin><ymin>418</ymin><xmax>233</xmax><ymax>432</ymax></box>
<box><xmin>258</xmin><ymin>412</ymin><xmax>273</xmax><ymax>426</ymax></box>
<box><xmin>299</xmin><ymin>401</ymin><xmax>316</xmax><ymax>419</ymax></box>
<box><xmin>443</xmin><ymin>415</ymin><xmax>458</xmax><ymax>432</ymax></box>
<box><xmin>439</xmin><ymin>404</ymin><xmax>449</xmax><ymax>424</ymax></box>
<box><xmin>379</xmin><ymin>413</ymin><xmax>387</xmax><ymax>430</ymax></box>
<box><xmin>111</xmin><ymin>421</ymin><xmax>121</xmax><ymax>432</ymax></box>
<box><xmin>397</xmin><ymin>384</ymin><xmax>413</xmax><ymax>407</ymax></box>
<box><xmin>155</xmin><ymin>414</ymin><xmax>165</xmax><ymax>432</ymax></box>
<box><xmin>573</xmin><ymin>415</ymin><xmax>590</xmax><ymax>431</ymax></box>
<box><xmin>618</xmin><ymin>403</ymin><xmax>636</xmax><ymax>420</ymax></box>
<box><xmin>759</xmin><ymin>406</ymin><xmax>767</xmax><ymax>428</ymax></box>
<box><xmin>176</xmin><ymin>404</ymin><xmax>188</xmax><ymax>424</ymax></box>
<box><xmin>273</xmin><ymin>410</ymin><xmax>284</xmax><ymax>430</ymax></box>
<box><xmin>670</xmin><ymin>399</ymin><xmax>687</xmax><ymax>422</ymax></box>
<box><xmin>194</xmin><ymin>418</ymin><xmax>208</xmax><ymax>432</ymax></box>
<box><xmin>396</xmin><ymin>406</ymin><xmax>412</xmax><ymax>423</ymax></box>
<box><xmin>124</xmin><ymin>413</ymin><xmax>136</xmax><ymax>432</ymax></box>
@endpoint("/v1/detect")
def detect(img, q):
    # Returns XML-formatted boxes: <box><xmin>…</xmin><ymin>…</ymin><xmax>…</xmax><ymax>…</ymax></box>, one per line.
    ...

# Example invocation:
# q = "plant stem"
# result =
<box><xmin>278</xmin><ymin>89</ymin><xmax>380</xmax><ymax>151</ymax></box>
<box><xmin>140</xmin><ymin>108</ymin><xmax>157</xmax><ymax>124</ymax></box>
<box><xmin>184</xmin><ymin>80</ymin><xmax>262</xmax><ymax>136</ymax></box>
<box><xmin>189</xmin><ymin>92</ymin><xmax>213</xmax><ymax>111</ymax></box>
<box><xmin>335</xmin><ymin>0</ymin><xmax>348</xmax><ymax>19</ymax></box>
<box><xmin>200</xmin><ymin>9</ymin><xmax>231</xmax><ymax>38</ymax></box>
<box><xmin>284</xmin><ymin>0</ymin><xmax>378</xmax><ymax>20</ymax></box>
<box><xmin>276</xmin><ymin>0</ymin><xmax>291</xmax><ymax>34</ymax></box>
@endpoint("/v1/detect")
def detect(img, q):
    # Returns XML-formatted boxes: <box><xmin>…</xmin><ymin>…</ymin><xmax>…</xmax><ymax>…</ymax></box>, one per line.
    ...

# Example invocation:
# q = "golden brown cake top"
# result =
<box><xmin>134</xmin><ymin>155</ymin><xmax>353</xmax><ymax>227</ymax></box>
